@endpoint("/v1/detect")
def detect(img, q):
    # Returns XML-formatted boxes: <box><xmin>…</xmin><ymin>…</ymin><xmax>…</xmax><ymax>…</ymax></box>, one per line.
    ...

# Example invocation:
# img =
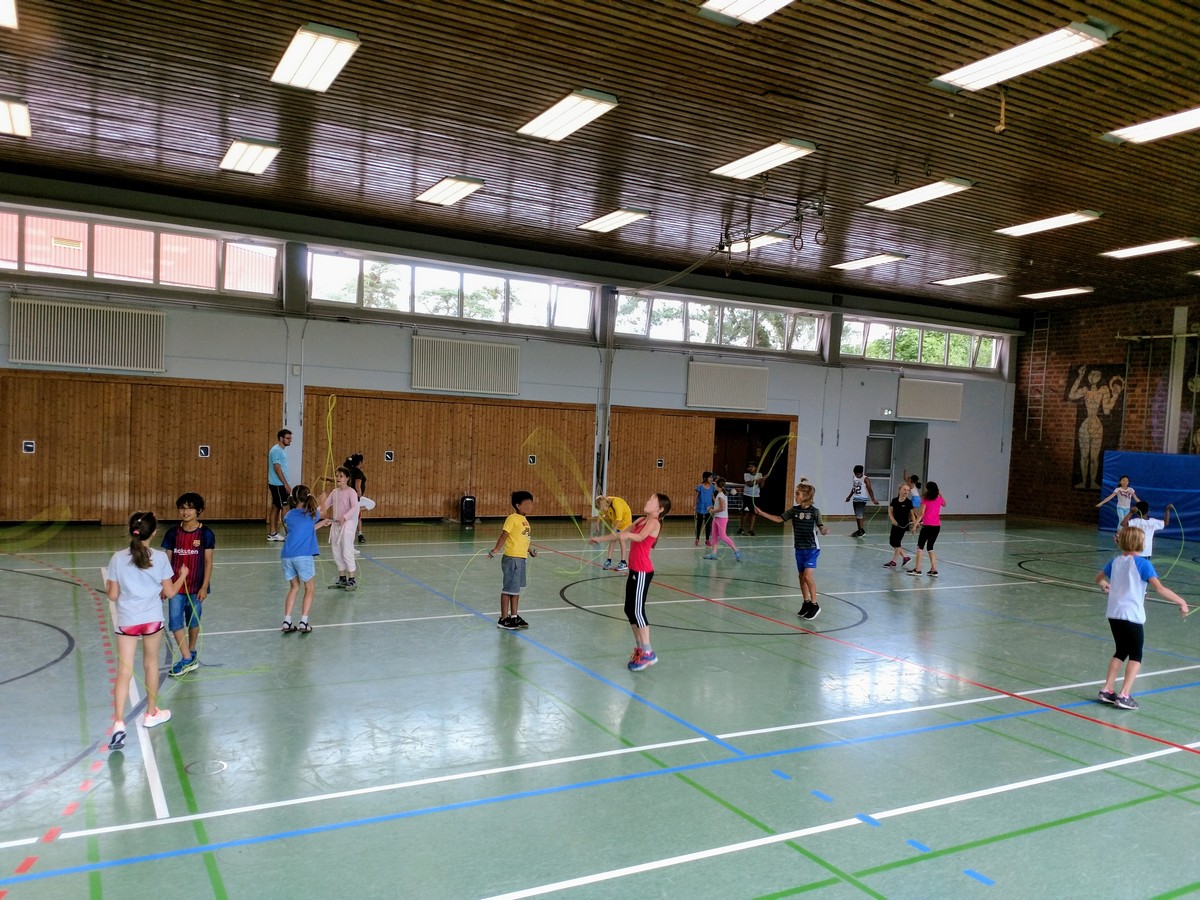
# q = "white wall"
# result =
<box><xmin>1</xmin><ymin>298</ymin><xmax>1013</xmax><ymax>514</ymax></box>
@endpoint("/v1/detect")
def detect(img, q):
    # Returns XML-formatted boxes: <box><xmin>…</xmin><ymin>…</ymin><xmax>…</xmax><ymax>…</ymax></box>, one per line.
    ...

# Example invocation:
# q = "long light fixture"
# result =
<box><xmin>0</xmin><ymin>98</ymin><xmax>31</xmax><ymax>137</ymax></box>
<box><xmin>831</xmin><ymin>252</ymin><xmax>907</xmax><ymax>271</ymax></box>
<box><xmin>1104</xmin><ymin>106</ymin><xmax>1200</xmax><ymax>144</ymax></box>
<box><xmin>415</xmin><ymin>176</ymin><xmax>485</xmax><ymax>206</ymax></box>
<box><xmin>1020</xmin><ymin>287</ymin><xmax>1093</xmax><ymax>300</ymax></box>
<box><xmin>995</xmin><ymin>209</ymin><xmax>1101</xmax><ymax>237</ymax></box>
<box><xmin>867</xmin><ymin>177</ymin><xmax>973</xmax><ymax>211</ymax></box>
<box><xmin>932</xmin><ymin>21</ymin><xmax>1109</xmax><ymax>92</ymax></box>
<box><xmin>271</xmin><ymin>23</ymin><xmax>361</xmax><ymax>92</ymax></box>
<box><xmin>699</xmin><ymin>1</ymin><xmax>796</xmax><ymax>24</ymax></box>
<box><xmin>711</xmin><ymin>139</ymin><xmax>816</xmax><ymax>179</ymax></box>
<box><xmin>1190</xmin><ymin>270</ymin><xmax>1200</xmax><ymax>277</ymax></box>
<box><xmin>0</xmin><ymin>0</ymin><xmax>17</xmax><ymax>28</ymax></box>
<box><xmin>1101</xmin><ymin>238</ymin><xmax>1200</xmax><ymax>259</ymax></box>
<box><xmin>727</xmin><ymin>232</ymin><xmax>788</xmax><ymax>253</ymax></box>
<box><xmin>517</xmin><ymin>89</ymin><xmax>617</xmax><ymax>142</ymax></box>
<box><xmin>578</xmin><ymin>207</ymin><xmax>650</xmax><ymax>233</ymax></box>
<box><xmin>933</xmin><ymin>272</ymin><xmax>1005</xmax><ymax>286</ymax></box>
<box><xmin>219</xmin><ymin>139</ymin><xmax>281</xmax><ymax>175</ymax></box>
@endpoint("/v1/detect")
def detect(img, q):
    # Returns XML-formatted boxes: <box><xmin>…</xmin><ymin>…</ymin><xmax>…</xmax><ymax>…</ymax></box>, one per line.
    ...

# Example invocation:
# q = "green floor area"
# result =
<box><xmin>2</xmin><ymin>516</ymin><xmax>1199</xmax><ymax>898</ymax></box>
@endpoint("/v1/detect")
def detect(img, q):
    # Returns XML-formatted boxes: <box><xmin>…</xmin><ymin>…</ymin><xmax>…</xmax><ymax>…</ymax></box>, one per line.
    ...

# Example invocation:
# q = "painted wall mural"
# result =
<box><xmin>1067</xmin><ymin>364</ymin><xmax>1125</xmax><ymax>490</ymax></box>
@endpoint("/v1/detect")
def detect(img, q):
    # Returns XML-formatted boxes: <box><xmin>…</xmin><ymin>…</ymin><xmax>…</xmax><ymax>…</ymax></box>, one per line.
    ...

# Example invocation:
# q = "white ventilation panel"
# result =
<box><xmin>9</xmin><ymin>297</ymin><xmax>165</xmax><ymax>372</ymax></box>
<box><xmin>687</xmin><ymin>361</ymin><xmax>769</xmax><ymax>410</ymax></box>
<box><xmin>411</xmin><ymin>335</ymin><xmax>519</xmax><ymax>395</ymax></box>
<box><xmin>897</xmin><ymin>378</ymin><xmax>963</xmax><ymax>421</ymax></box>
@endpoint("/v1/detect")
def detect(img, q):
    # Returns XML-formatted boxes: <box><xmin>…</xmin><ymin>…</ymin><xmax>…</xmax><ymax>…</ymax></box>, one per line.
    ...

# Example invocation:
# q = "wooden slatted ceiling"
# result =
<box><xmin>0</xmin><ymin>0</ymin><xmax>1197</xmax><ymax>314</ymax></box>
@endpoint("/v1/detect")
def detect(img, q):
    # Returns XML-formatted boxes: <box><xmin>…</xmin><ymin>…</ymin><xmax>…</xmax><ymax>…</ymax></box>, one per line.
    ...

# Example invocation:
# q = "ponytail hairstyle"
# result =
<box><xmin>290</xmin><ymin>484</ymin><xmax>320</xmax><ymax>518</ymax></box>
<box><xmin>653</xmin><ymin>493</ymin><xmax>672</xmax><ymax>517</ymax></box>
<box><xmin>715</xmin><ymin>476</ymin><xmax>727</xmax><ymax>491</ymax></box>
<box><xmin>924</xmin><ymin>481</ymin><xmax>940</xmax><ymax>501</ymax></box>
<box><xmin>343</xmin><ymin>453</ymin><xmax>364</xmax><ymax>468</ymax></box>
<box><xmin>796</xmin><ymin>477</ymin><xmax>816</xmax><ymax>504</ymax></box>
<box><xmin>128</xmin><ymin>511</ymin><xmax>158</xmax><ymax>569</ymax></box>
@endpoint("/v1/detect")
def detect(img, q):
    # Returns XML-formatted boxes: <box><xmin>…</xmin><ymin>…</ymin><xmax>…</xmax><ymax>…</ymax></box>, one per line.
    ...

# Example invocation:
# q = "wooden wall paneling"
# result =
<box><xmin>0</xmin><ymin>371</ymin><xmax>48</xmax><ymax>521</ymax></box>
<box><xmin>608</xmin><ymin>409</ymin><xmax>715</xmax><ymax>518</ymax></box>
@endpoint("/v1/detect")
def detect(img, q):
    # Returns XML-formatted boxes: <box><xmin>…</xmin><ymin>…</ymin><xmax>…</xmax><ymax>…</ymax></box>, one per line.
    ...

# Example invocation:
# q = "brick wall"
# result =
<box><xmin>1008</xmin><ymin>296</ymin><xmax>1197</xmax><ymax>522</ymax></box>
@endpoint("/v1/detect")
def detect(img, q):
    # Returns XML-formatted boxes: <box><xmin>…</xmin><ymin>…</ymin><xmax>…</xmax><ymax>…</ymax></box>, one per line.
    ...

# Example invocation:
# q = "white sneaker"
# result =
<box><xmin>143</xmin><ymin>709</ymin><xmax>172</xmax><ymax>728</ymax></box>
<box><xmin>267</xmin><ymin>533</ymin><xmax>285</xmax><ymax>542</ymax></box>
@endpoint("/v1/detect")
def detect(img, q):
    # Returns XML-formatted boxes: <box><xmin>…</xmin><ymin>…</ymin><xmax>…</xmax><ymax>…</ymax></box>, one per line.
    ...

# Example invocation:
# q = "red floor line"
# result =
<box><xmin>13</xmin><ymin>857</ymin><xmax>37</xmax><ymax>874</ymax></box>
<box><xmin>542</xmin><ymin>545</ymin><xmax>1200</xmax><ymax>757</ymax></box>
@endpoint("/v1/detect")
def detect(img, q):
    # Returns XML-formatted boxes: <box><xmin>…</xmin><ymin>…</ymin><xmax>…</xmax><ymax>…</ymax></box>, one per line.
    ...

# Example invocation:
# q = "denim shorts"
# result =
<box><xmin>501</xmin><ymin>555</ymin><xmax>527</xmax><ymax>594</ymax></box>
<box><xmin>282</xmin><ymin>555</ymin><xmax>316</xmax><ymax>583</ymax></box>
<box><xmin>168</xmin><ymin>593</ymin><xmax>202</xmax><ymax>631</ymax></box>
<box><xmin>794</xmin><ymin>548</ymin><xmax>821</xmax><ymax>571</ymax></box>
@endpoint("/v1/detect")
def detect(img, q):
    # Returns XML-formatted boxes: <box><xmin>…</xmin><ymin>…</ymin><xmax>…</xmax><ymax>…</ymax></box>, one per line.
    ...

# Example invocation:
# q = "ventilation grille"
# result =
<box><xmin>9</xmin><ymin>297</ymin><xmax>165</xmax><ymax>372</ymax></box>
<box><xmin>411</xmin><ymin>335</ymin><xmax>519</xmax><ymax>395</ymax></box>
<box><xmin>897</xmin><ymin>378</ymin><xmax>963</xmax><ymax>421</ymax></box>
<box><xmin>686</xmin><ymin>361</ymin><xmax>769</xmax><ymax>410</ymax></box>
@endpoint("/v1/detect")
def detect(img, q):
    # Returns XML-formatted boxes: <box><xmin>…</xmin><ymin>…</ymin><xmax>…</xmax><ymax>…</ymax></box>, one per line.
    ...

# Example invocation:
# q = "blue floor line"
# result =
<box><xmin>7</xmin><ymin>682</ymin><xmax>1196</xmax><ymax>886</ymax></box>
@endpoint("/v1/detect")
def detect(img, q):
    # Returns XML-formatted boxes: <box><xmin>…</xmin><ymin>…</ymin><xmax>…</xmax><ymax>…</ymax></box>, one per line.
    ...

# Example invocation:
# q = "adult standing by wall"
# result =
<box><xmin>739</xmin><ymin>461</ymin><xmax>764</xmax><ymax>536</ymax></box>
<box><xmin>344</xmin><ymin>453</ymin><xmax>367</xmax><ymax>543</ymax></box>
<box><xmin>267</xmin><ymin>429</ymin><xmax>292</xmax><ymax>541</ymax></box>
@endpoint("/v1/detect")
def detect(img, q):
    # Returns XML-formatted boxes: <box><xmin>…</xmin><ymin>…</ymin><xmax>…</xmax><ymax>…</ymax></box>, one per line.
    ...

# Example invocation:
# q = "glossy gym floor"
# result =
<box><xmin>1</xmin><ymin>513</ymin><xmax>1198</xmax><ymax>899</ymax></box>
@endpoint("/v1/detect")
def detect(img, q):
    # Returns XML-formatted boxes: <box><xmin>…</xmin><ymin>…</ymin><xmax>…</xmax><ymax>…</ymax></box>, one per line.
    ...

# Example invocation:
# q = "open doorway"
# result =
<box><xmin>866</xmin><ymin>419</ymin><xmax>928</xmax><ymax>501</ymax></box>
<box><xmin>713</xmin><ymin>417</ymin><xmax>792</xmax><ymax>514</ymax></box>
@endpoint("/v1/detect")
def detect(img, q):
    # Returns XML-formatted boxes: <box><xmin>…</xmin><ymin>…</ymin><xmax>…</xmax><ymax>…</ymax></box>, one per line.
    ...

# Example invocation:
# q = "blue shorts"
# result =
<box><xmin>283</xmin><ymin>556</ymin><xmax>316</xmax><ymax>582</ymax></box>
<box><xmin>852</xmin><ymin>500</ymin><xmax>867</xmax><ymax>517</ymax></box>
<box><xmin>501</xmin><ymin>555</ymin><xmax>527</xmax><ymax>594</ymax></box>
<box><xmin>168</xmin><ymin>593</ymin><xmax>202</xmax><ymax>632</ymax></box>
<box><xmin>794</xmin><ymin>548</ymin><xmax>821</xmax><ymax>571</ymax></box>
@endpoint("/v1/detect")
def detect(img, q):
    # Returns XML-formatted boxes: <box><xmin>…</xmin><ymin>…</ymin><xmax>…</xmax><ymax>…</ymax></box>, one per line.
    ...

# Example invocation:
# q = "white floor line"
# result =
<box><xmin>126</xmin><ymin>679</ymin><xmax>169</xmax><ymax>820</ymax></box>
<box><xmin>484</xmin><ymin>740</ymin><xmax>1200</xmax><ymax>900</ymax></box>
<box><xmin>8</xmin><ymin>665</ymin><xmax>1194</xmax><ymax>851</ymax></box>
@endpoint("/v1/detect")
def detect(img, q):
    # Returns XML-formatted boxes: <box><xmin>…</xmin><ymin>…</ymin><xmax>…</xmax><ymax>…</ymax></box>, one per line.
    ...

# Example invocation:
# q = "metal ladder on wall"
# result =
<box><xmin>1024</xmin><ymin>311</ymin><xmax>1050</xmax><ymax>441</ymax></box>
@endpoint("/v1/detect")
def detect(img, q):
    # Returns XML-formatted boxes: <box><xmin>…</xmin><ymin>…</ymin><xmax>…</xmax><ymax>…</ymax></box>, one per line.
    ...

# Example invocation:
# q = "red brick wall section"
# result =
<box><xmin>1008</xmin><ymin>298</ymin><xmax>1196</xmax><ymax>523</ymax></box>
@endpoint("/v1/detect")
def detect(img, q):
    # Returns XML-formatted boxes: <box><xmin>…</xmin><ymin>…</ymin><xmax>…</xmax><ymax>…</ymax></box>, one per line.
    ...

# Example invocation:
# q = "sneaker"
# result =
<box><xmin>902</xmin><ymin>556</ymin><xmax>911</xmax><ymax>565</ymax></box>
<box><xmin>907</xmin><ymin>569</ymin><xmax>922</xmax><ymax>576</ymax></box>
<box><xmin>616</xmin><ymin>561</ymin><xmax>628</xmax><ymax>572</ymax></box>
<box><xmin>734</xmin><ymin>551</ymin><xmax>742</xmax><ymax>562</ymax></box>
<box><xmin>703</xmin><ymin>553</ymin><xmax>718</xmax><ymax>560</ymax></box>
<box><xmin>928</xmin><ymin>570</ymin><xmax>939</xmax><ymax>578</ymax></box>
<box><xmin>802</xmin><ymin>604</ymin><xmax>821</xmax><ymax>621</ymax></box>
<box><xmin>511</xmin><ymin>615</ymin><xmax>529</xmax><ymax>629</ymax></box>
<box><xmin>329</xmin><ymin>577</ymin><xmax>347</xmax><ymax>589</ymax></box>
<box><xmin>169</xmin><ymin>655</ymin><xmax>199</xmax><ymax>677</ymax></box>
<box><xmin>143</xmin><ymin>709</ymin><xmax>172</xmax><ymax>728</ymax></box>
<box><xmin>267</xmin><ymin>533</ymin><xmax>285</xmax><ymax>542</ymax></box>
<box><xmin>357</xmin><ymin>533</ymin><xmax>366</xmax><ymax>544</ymax></box>
<box><xmin>737</xmin><ymin>529</ymin><xmax>745</xmax><ymax>535</ymax></box>
<box><xmin>1115</xmin><ymin>694</ymin><xmax>1139</xmax><ymax>710</ymax></box>
<box><xmin>797</xmin><ymin>601</ymin><xmax>814</xmax><ymax>619</ymax></box>
<box><xmin>603</xmin><ymin>558</ymin><xmax>613</xmax><ymax>570</ymax></box>
<box><xmin>629</xmin><ymin>650</ymin><xmax>658</xmax><ymax>672</ymax></box>
<box><xmin>497</xmin><ymin>617</ymin><xmax>517</xmax><ymax>630</ymax></box>
<box><xmin>108</xmin><ymin>722</ymin><xmax>126</xmax><ymax>751</ymax></box>
<box><xmin>748</xmin><ymin>531</ymin><xmax>756</xmax><ymax>536</ymax></box>
<box><xmin>281</xmin><ymin>619</ymin><xmax>297</xmax><ymax>632</ymax></box>
<box><xmin>883</xmin><ymin>560</ymin><xmax>897</xmax><ymax>568</ymax></box>
<box><xmin>1097</xmin><ymin>689</ymin><xmax>1118</xmax><ymax>704</ymax></box>
<box><xmin>344</xmin><ymin>578</ymin><xmax>357</xmax><ymax>592</ymax></box>
<box><xmin>627</xmin><ymin>648</ymin><xmax>643</xmax><ymax>670</ymax></box>
<box><xmin>705</xmin><ymin>540</ymin><xmax>713</xmax><ymax>547</ymax></box>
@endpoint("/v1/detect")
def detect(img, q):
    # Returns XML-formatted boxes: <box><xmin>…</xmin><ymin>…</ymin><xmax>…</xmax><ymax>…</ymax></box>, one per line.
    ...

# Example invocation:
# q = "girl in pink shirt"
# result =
<box><xmin>908</xmin><ymin>481</ymin><xmax>947</xmax><ymax>577</ymax></box>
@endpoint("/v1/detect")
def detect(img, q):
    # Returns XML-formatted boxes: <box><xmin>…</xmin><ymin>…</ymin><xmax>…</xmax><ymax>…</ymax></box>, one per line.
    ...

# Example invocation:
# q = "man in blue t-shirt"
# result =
<box><xmin>267</xmin><ymin>429</ymin><xmax>292</xmax><ymax>541</ymax></box>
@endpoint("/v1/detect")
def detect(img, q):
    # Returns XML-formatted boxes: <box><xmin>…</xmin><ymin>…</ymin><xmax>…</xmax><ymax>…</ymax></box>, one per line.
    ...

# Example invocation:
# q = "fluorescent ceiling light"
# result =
<box><xmin>578</xmin><ymin>207</ymin><xmax>650</xmax><ymax>233</ymax></box>
<box><xmin>1020</xmin><ymin>287</ymin><xmax>1093</xmax><ymax>300</ymax></box>
<box><xmin>1190</xmin><ymin>270</ymin><xmax>1200</xmax><ymax>277</ymax></box>
<box><xmin>831</xmin><ymin>253</ymin><xmax>907</xmax><ymax>271</ymax></box>
<box><xmin>517</xmin><ymin>89</ymin><xmax>617</xmax><ymax>141</ymax></box>
<box><xmin>867</xmin><ymin>177</ymin><xmax>973</xmax><ymax>211</ymax></box>
<box><xmin>219</xmin><ymin>139</ymin><xmax>281</xmax><ymax>175</ymax></box>
<box><xmin>996</xmin><ymin>209</ymin><xmax>1101</xmax><ymax>237</ymax></box>
<box><xmin>0</xmin><ymin>98</ymin><xmax>31</xmax><ymax>137</ymax></box>
<box><xmin>1101</xmin><ymin>238</ymin><xmax>1200</xmax><ymax>259</ymax></box>
<box><xmin>1104</xmin><ymin>106</ymin><xmax>1200</xmax><ymax>144</ymax></box>
<box><xmin>711</xmin><ymin>139</ymin><xmax>816</xmax><ymax>179</ymax></box>
<box><xmin>271</xmin><ymin>23</ymin><xmax>361</xmax><ymax>92</ymax></box>
<box><xmin>0</xmin><ymin>1</ymin><xmax>17</xmax><ymax>28</ymax></box>
<box><xmin>415</xmin><ymin>176</ymin><xmax>485</xmax><ymax>206</ymax></box>
<box><xmin>933</xmin><ymin>272</ymin><xmax>1005</xmax><ymax>286</ymax></box>
<box><xmin>699</xmin><ymin>1</ymin><xmax>795</xmax><ymax>24</ymax></box>
<box><xmin>727</xmin><ymin>232</ymin><xmax>788</xmax><ymax>253</ymax></box>
<box><xmin>932</xmin><ymin>22</ymin><xmax>1108</xmax><ymax>92</ymax></box>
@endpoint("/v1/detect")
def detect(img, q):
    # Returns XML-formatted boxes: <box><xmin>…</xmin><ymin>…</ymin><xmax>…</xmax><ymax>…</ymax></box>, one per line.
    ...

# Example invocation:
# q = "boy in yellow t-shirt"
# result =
<box><xmin>488</xmin><ymin>491</ymin><xmax>536</xmax><ymax>630</ymax></box>
<box><xmin>595</xmin><ymin>494</ymin><xmax>632</xmax><ymax>571</ymax></box>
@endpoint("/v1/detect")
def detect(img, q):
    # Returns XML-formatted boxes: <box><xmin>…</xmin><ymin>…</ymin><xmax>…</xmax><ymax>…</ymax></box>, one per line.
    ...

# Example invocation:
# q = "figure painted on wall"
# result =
<box><xmin>1068</xmin><ymin>365</ymin><xmax>1125</xmax><ymax>490</ymax></box>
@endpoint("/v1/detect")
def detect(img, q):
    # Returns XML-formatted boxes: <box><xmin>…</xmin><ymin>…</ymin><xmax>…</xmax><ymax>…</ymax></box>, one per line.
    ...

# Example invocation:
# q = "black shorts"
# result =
<box><xmin>742</xmin><ymin>496</ymin><xmax>757</xmax><ymax>513</ymax></box>
<box><xmin>1108</xmin><ymin>618</ymin><xmax>1144</xmax><ymax>663</ymax></box>
<box><xmin>269</xmin><ymin>484</ymin><xmax>288</xmax><ymax>509</ymax></box>
<box><xmin>889</xmin><ymin>524</ymin><xmax>907</xmax><ymax>548</ymax></box>
<box><xmin>917</xmin><ymin>525</ymin><xmax>941</xmax><ymax>550</ymax></box>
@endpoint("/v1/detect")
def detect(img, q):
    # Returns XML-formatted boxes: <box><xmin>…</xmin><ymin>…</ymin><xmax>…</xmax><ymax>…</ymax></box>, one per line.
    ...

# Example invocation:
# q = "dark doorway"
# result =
<box><xmin>713</xmin><ymin>418</ymin><xmax>792</xmax><ymax>513</ymax></box>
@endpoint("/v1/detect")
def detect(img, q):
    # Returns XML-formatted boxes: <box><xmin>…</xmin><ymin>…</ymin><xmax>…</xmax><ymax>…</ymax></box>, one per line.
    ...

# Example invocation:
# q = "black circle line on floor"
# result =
<box><xmin>558</xmin><ymin>574</ymin><xmax>869</xmax><ymax>635</ymax></box>
<box><xmin>0</xmin><ymin>613</ymin><xmax>76</xmax><ymax>686</ymax></box>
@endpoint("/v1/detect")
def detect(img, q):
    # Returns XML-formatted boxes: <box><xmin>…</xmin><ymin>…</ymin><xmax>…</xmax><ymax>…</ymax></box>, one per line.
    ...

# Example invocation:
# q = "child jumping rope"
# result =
<box><xmin>281</xmin><ymin>485</ymin><xmax>331</xmax><ymax>633</ymax></box>
<box><xmin>758</xmin><ymin>478</ymin><xmax>829</xmax><ymax>620</ymax></box>
<box><xmin>104</xmin><ymin>511</ymin><xmax>188</xmax><ymax>751</ymax></box>
<box><xmin>704</xmin><ymin>477</ymin><xmax>741</xmax><ymax>562</ymax></box>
